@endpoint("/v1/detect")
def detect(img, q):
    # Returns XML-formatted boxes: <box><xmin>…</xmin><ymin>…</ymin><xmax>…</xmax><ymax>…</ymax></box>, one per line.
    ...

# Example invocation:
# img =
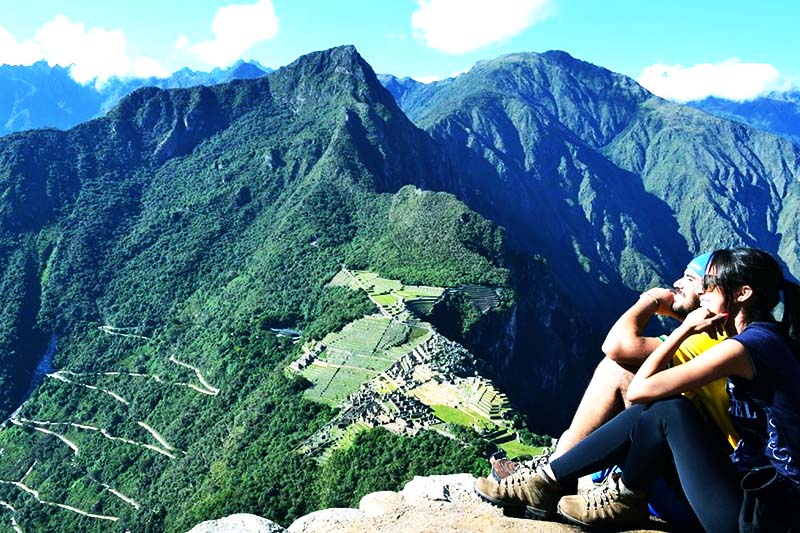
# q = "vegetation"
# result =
<box><xmin>0</xmin><ymin>46</ymin><xmax>515</xmax><ymax>531</ymax></box>
<box><xmin>315</xmin><ymin>428</ymin><xmax>490</xmax><ymax>509</ymax></box>
<box><xmin>431</xmin><ymin>404</ymin><xmax>480</xmax><ymax>427</ymax></box>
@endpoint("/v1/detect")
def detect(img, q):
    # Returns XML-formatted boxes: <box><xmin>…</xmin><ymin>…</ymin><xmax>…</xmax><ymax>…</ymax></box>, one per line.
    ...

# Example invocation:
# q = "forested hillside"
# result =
<box><xmin>0</xmin><ymin>46</ymin><xmax>520</xmax><ymax>532</ymax></box>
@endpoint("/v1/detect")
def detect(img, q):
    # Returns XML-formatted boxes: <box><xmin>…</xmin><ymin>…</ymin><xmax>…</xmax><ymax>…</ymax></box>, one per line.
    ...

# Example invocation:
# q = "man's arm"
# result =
<box><xmin>601</xmin><ymin>288</ymin><xmax>677</xmax><ymax>365</ymax></box>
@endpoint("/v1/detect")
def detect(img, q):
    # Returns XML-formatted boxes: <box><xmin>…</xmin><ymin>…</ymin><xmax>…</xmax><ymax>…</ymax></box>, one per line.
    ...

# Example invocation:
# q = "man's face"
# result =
<box><xmin>672</xmin><ymin>269</ymin><xmax>703</xmax><ymax>317</ymax></box>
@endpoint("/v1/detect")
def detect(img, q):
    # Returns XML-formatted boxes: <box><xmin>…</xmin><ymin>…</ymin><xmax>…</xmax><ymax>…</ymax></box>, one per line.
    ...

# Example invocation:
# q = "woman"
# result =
<box><xmin>475</xmin><ymin>248</ymin><xmax>800</xmax><ymax>531</ymax></box>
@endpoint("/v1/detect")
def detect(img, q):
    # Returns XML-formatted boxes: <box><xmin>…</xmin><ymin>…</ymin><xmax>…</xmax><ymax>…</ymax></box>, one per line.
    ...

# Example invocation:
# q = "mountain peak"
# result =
<box><xmin>540</xmin><ymin>49</ymin><xmax>583</xmax><ymax>66</ymax></box>
<box><xmin>227</xmin><ymin>61</ymin><xmax>267</xmax><ymax>80</ymax></box>
<box><xmin>398</xmin><ymin>48</ymin><xmax>651</xmax><ymax>149</ymax></box>
<box><xmin>282</xmin><ymin>45</ymin><xmax>369</xmax><ymax>78</ymax></box>
<box><xmin>270</xmin><ymin>45</ymin><xmax>392</xmax><ymax>113</ymax></box>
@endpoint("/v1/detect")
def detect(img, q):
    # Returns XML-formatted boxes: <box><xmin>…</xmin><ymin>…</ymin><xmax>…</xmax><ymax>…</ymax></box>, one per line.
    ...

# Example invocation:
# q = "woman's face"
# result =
<box><xmin>699</xmin><ymin>271</ymin><xmax>727</xmax><ymax>314</ymax></box>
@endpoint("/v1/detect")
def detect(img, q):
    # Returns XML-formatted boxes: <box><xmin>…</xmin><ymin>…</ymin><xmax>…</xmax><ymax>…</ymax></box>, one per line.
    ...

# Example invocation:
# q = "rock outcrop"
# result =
<box><xmin>189</xmin><ymin>474</ymin><xmax>669</xmax><ymax>532</ymax></box>
<box><xmin>187</xmin><ymin>513</ymin><xmax>287</xmax><ymax>533</ymax></box>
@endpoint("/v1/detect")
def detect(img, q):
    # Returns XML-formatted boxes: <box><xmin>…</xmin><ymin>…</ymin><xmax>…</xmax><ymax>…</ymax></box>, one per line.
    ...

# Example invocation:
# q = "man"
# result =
<box><xmin>481</xmin><ymin>253</ymin><xmax>736</xmax><ymax>519</ymax></box>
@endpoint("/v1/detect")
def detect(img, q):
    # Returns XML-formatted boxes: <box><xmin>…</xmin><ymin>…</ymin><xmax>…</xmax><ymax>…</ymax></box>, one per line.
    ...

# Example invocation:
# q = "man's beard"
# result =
<box><xmin>672</xmin><ymin>292</ymin><xmax>700</xmax><ymax>318</ymax></box>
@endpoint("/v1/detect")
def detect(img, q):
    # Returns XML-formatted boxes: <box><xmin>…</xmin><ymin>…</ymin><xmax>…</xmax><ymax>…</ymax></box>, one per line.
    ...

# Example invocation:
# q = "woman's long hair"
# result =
<box><xmin>708</xmin><ymin>248</ymin><xmax>800</xmax><ymax>351</ymax></box>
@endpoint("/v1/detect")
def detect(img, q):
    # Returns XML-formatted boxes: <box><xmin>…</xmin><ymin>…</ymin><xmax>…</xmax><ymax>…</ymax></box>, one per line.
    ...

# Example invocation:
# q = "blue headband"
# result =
<box><xmin>686</xmin><ymin>252</ymin><xmax>712</xmax><ymax>277</ymax></box>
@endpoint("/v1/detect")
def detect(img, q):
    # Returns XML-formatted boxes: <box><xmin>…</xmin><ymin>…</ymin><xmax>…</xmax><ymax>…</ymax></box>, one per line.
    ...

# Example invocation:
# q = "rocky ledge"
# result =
<box><xmin>188</xmin><ymin>474</ymin><xmax>669</xmax><ymax>532</ymax></box>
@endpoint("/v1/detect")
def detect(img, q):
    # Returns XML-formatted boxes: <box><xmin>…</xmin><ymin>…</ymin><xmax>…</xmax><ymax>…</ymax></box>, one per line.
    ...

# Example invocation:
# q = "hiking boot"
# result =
<box><xmin>489</xmin><ymin>448</ymin><xmax>552</xmax><ymax>482</ymax></box>
<box><xmin>490</xmin><ymin>457</ymin><xmax>525</xmax><ymax>481</ymax></box>
<box><xmin>557</xmin><ymin>473</ymin><xmax>649</xmax><ymax>529</ymax></box>
<box><xmin>475</xmin><ymin>466</ymin><xmax>563</xmax><ymax>520</ymax></box>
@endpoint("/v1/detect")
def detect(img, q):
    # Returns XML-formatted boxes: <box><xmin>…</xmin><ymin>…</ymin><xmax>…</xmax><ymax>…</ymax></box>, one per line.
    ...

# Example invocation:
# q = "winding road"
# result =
<box><xmin>0</xmin><ymin>325</ymin><xmax>222</xmax><ymax>525</ymax></box>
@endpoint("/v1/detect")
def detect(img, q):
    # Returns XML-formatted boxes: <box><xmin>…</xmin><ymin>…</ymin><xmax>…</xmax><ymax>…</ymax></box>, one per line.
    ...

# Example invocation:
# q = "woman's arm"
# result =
<box><xmin>627</xmin><ymin>309</ymin><xmax>753</xmax><ymax>403</ymax></box>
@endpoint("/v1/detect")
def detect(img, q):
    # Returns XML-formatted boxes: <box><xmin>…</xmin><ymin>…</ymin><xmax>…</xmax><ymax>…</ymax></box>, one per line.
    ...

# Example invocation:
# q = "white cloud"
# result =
<box><xmin>638</xmin><ymin>59</ymin><xmax>783</xmax><ymax>102</ymax></box>
<box><xmin>174</xmin><ymin>34</ymin><xmax>190</xmax><ymax>50</ymax></box>
<box><xmin>411</xmin><ymin>75</ymin><xmax>442</xmax><ymax>84</ymax></box>
<box><xmin>0</xmin><ymin>15</ymin><xmax>167</xmax><ymax>84</ymax></box>
<box><xmin>410</xmin><ymin>67</ymin><xmax>471</xmax><ymax>83</ymax></box>
<box><xmin>133</xmin><ymin>57</ymin><xmax>169</xmax><ymax>79</ymax></box>
<box><xmin>411</xmin><ymin>0</ymin><xmax>554</xmax><ymax>55</ymax></box>
<box><xmin>189</xmin><ymin>0</ymin><xmax>279</xmax><ymax>67</ymax></box>
<box><xmin>0</xmin><ymin>27</ymin><xmax>40</xmax><ymax>65</ymax></box>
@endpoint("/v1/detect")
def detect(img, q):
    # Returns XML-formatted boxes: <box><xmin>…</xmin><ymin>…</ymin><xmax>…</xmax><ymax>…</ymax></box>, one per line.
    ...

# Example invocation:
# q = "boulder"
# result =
<box><xmin>186</xmin><ymin>513</ymin><xmax>286</xmax><ymax>532</ymax></box>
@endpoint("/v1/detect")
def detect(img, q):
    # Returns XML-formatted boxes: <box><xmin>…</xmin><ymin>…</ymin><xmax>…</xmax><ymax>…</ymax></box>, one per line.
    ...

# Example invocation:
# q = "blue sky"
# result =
<box><xmin>0</xmin><ymin>0</ymin><xmax>797</xmax><ymax>101</ymax></box>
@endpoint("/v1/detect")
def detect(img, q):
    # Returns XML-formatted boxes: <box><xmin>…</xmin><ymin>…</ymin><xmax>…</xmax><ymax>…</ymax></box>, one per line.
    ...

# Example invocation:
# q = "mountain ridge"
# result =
<box><xmin>0</xmin><ymin>60</ymin><xmax>271</xmax><ymax>138</ymax></box>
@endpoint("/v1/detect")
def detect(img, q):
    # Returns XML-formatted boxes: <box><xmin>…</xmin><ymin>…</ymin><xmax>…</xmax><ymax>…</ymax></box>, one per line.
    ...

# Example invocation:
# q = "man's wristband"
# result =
<box><xmin>639</xmin><ymin>292</ymin><xmax>659</xmax><ymax>308</ymax></box>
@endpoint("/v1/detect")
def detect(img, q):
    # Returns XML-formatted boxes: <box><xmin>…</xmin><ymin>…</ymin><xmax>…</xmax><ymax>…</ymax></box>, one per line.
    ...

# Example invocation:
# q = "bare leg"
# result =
<box><xmin>551</xmin><ymin>357</ymin><xmax>636</xmax><ymax>460</ymax></box>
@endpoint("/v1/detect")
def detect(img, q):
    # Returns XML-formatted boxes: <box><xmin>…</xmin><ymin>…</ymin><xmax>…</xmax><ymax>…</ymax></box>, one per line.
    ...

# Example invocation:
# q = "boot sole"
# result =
<box><xmin>473</xmin><ymin>483</ymin><xmax>556</xmax><ymax>521</ymax></box>
<box><xmin>557</xmin><ymin>502</ymin><xmax>647</xmax><ymax>530</ymax></box>
<box><xmin>526</xmin><ymin>505</ymin><xmax>556</xmax><ymax>521</ymax></box>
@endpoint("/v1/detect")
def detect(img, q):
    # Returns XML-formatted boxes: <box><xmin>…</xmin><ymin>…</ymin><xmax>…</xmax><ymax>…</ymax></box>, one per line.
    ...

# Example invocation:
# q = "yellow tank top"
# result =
<box><xmin>668</xmin><ymin>333</ymin><xmax>738</xmax><ymax>449</ymax></box>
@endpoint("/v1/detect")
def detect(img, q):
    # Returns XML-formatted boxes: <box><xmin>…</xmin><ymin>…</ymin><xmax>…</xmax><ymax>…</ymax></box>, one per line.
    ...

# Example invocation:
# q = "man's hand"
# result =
<box><xmin>641</xmin><ymin>288</ymin><xmax>680</xmax><ymax>318</ymax></box>
<box><xmin>603</xmin><ymin>287</ymin><xmax>674</xmax><ymax>364</ymax></box>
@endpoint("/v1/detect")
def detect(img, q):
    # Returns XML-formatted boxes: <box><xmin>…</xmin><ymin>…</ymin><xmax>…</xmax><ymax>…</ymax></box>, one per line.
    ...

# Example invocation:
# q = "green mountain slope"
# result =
<box><xmin>389</xmin><ymin>51</ymin><xmax>689</xmax><ymax>308</ymax></box>
<box><xmin>0</xmin><ymin>46</ymin><xmax>519</xmax><ymax>532</ymax></box>
<box><xmin>386</xmin><ymin>51</ymin><xmax>800</xmax><ymax>286</ymax></box>
<box><xmin>606</xmin><ymin>98</ymin><xmax>800</xmax><ymax>274</ymax></box>
<box><xmin>380</xmin><ymin>50</ymin><xmax>800</xmax><ymax>425</ymax></box>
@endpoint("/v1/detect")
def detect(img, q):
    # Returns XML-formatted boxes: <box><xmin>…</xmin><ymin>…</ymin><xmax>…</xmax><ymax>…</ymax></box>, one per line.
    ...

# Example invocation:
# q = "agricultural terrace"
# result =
<box><xmin>328</xmin><ymin>269</ymin><xmax>444</xmax><ymax>318</ymax></box>
<box><xmin>296</xmin><ymin>270</ymin><xmax>444</xmax><ymax>406</ymax></box>
<box><xmin>411</xmin><ymin>378</ymin><xmax>538</xmax><ymax>457</ymax></box>
<box><xmin>299</xmin><ymin>316</ymin><xmax>433</xmax><ymax>405</ymax></box>
<box><xmin>317</xmin><ymin>422</ymin><xmax>371</xmax><ymax>463</ymax></box>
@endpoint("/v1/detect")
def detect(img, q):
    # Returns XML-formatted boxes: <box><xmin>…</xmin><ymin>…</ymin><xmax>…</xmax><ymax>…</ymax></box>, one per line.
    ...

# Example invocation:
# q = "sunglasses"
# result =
<box><xmin>702</xmin><ymin>274</ymin><xmax>721</xmax><ymax>293</ymax></box>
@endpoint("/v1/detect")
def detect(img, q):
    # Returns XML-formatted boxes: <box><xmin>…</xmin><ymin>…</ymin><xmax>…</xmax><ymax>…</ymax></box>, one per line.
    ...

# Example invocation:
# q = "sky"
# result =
<box><xmin>0</xmin><ymin>0</ymin><xmax>797</xmax><ymax>102</ymax></box>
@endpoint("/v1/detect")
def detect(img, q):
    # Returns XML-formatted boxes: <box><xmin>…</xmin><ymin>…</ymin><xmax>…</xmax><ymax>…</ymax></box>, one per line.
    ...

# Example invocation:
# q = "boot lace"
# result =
<box><xmin>583</xmin><ymin>474</ymin><xmax>620</xmax><ymax>510</ymax></box>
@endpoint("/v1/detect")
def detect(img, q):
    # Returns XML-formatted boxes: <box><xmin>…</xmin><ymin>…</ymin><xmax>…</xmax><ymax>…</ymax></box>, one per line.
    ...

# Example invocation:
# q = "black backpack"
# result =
<box><xmin>739</xmin><ymin>465</ymin><xmax>800</xmax><ymax>532</ymax></box>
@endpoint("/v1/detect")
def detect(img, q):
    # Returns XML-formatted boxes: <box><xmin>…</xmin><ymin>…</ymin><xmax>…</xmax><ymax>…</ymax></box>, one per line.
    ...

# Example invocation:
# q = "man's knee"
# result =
<box><xmin>592</xmin><ymin>356</ymin><xmax>636</xmax><ymax>392</ymax></box>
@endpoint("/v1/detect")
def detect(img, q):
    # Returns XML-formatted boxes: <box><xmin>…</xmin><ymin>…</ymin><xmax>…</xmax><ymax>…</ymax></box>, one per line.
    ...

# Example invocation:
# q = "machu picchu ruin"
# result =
<box><xmin>289</xmin><ymin>269</ymin><xmax>537</xmax><ymax>462</ymax></box>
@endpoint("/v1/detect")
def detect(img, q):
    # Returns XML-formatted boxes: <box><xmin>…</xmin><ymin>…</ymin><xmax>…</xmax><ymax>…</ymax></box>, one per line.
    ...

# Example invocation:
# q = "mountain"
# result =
<box><xmin>382</xmin><ymin>50</ymin><xmax>800</xmax><ymax>299</ymax></box>
<box><xmin>0</xmin><ymin>61</ymin><xmax>104</xmax><ymax>134</ymax></box>
<box><xmin>380</xmin><ymin>50</ymin><xmax>800</xmax><ymax>418</ymax></box>
<box><xmin>2</xmin><ymin>44</ymin><xmax>799</xmax><ymax>531</ymax></box>
<box><xmin>375</xmin><ymin>74</ymin><xmax>424</xmax><ymax>111</ymax></box>
<box><xmin>689</xmin><ymin>91</ymin><xmax>800</xmax><ymax>145</ymax></box>
<box><xmin>0</xmin><ymin>61</ymin><xmax>271</xmax><ymax>137</ymax></box>
<box><xmin>0</xmin><ymin>45</ymin><xmax>551</xmax><ymax>532</ymax></box>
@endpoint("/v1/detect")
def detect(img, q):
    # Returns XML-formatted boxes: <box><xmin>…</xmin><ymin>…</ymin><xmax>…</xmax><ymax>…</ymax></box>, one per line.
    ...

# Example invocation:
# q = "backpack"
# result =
<box><xmin>739</xmin><ymin>465</ymin><xmax>800</xmax><ymax>532</ymax></box>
